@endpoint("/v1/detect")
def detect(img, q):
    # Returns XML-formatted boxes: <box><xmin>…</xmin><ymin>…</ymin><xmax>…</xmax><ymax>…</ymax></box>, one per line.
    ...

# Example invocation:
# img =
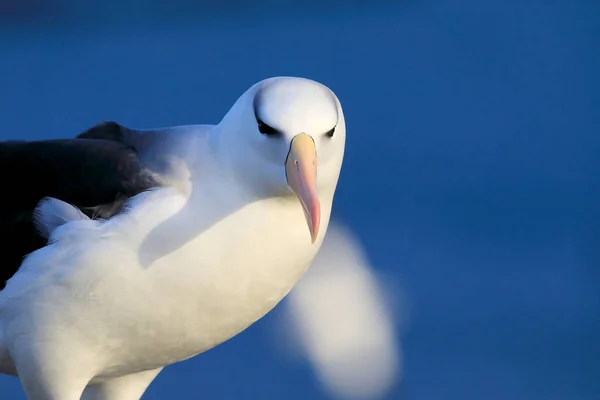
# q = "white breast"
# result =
<box><xmin>0</xmin><ymin>151</ymin><xmax>333</xmax><ymax>379</ymax></box>
<box><xmin>2</xmin><ymin>185</ymin><xmax>331</xmax><ymax>377</ymax></box>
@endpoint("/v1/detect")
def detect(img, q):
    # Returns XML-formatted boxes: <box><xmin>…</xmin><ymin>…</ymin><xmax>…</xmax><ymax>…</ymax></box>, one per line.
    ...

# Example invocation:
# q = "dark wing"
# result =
<box><xmin>0</xmin><ymin>122</ymin><xmax>161</xmax><ymax>289</ymax></box>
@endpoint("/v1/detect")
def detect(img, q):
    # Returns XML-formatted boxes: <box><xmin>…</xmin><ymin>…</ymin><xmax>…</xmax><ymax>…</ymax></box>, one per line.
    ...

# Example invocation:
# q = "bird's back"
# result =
<box><xmin>0</xmin><ymin>123</ymin><xmax>161</xmax><ymax>288</ymax></box>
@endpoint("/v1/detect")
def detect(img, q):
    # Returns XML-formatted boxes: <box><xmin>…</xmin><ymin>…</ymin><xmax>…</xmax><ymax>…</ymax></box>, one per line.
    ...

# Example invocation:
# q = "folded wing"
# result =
<box><xmin>0</xmin><ymin>122</ymin><xmax>162</xmax><ymax>288</ymax></box>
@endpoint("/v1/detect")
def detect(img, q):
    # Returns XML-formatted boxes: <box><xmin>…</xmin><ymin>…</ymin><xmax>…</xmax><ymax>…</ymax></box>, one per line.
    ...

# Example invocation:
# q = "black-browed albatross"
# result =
<box><xmin>0</xmin><ymin>76</ymin><xmax>346</xmax><ymax>400</ymax></box>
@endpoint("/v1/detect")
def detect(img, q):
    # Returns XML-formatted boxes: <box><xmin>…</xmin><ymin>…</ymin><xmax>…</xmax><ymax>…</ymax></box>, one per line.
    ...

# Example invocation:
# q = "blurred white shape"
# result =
<box><xmin>280</xmin><ymin>222</ymin><xmax>403</xmax><ymax>400</ymax></box>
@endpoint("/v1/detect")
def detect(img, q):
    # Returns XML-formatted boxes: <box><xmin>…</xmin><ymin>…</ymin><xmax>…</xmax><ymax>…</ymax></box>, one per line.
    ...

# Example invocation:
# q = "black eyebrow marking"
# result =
<box><xmin>253</xmin><ymin>88</ymin><xmax>281</xmax><ymax>136</ymax></box>
<box><xmin>324</xmin><ymin>126</ymin><xmax>336</xmax><ymax>138</ymax></box>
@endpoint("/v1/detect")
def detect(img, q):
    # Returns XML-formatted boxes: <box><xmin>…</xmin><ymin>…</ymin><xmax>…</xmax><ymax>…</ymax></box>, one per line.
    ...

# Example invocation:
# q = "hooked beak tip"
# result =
<box><xmin>285</xmin><ymin>133</ymin><xmax>321</xmax><ymax>244</ymax></box>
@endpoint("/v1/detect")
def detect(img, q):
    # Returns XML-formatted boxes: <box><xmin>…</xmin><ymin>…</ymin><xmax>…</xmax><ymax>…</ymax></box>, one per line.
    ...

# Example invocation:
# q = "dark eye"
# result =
<box><xmin>325</xmin><ymin>126</ymin><xmax>336</xmax><ymax>138</ymax></box>
<box><xmin>257</xmin><ymin>118</ymin><xmax>279</xmax><ymax>136</ymax></box>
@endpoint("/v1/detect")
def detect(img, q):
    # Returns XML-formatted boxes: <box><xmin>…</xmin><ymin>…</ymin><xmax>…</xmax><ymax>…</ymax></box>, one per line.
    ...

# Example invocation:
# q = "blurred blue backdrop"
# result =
<box><xmin>1</xmin><ymin>0</ymin><xmax>599</xmax><ymax>399</ymax></box>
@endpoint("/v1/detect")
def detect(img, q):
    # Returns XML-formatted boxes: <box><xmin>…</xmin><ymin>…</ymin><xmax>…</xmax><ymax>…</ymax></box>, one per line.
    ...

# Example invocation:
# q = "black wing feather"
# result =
<box><xmin>0</xmin><ymin>122</ymin><xmax>160</xmax><ymax>289</ymax></box>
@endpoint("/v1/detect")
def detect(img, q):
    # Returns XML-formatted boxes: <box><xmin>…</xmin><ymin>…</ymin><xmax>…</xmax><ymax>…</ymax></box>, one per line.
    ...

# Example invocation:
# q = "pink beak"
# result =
<box><xmin>285</xmin><ymin>133</ymin><xmax>321</xmax><ymax>243</ymax></box>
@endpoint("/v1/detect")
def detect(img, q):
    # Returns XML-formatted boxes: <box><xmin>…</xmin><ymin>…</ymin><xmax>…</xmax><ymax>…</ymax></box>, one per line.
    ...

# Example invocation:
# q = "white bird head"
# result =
<box><xmin>217</xmin><ymin>77</ymin><xmax>346</xmax><ymax>243</ymax></box>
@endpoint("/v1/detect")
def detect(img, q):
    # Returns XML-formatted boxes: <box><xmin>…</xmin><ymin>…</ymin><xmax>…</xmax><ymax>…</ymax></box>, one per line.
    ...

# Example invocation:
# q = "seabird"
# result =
<box><xmin>0</xmin><ymin>76</ymin><xmax>346</xmax><ymax>400</ymax></box>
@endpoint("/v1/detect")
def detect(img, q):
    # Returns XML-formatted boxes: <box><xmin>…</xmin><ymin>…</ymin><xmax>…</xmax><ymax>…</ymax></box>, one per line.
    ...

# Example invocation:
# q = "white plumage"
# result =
<box><xmin>0</xmin><ymin>77</ymin><xmax>346</xmax><ymax>400</ymax></box>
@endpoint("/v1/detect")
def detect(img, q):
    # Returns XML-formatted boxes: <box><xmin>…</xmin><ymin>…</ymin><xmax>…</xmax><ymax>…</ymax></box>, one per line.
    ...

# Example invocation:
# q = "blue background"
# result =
<box><xmin>1</xmin><ymin>1</ymin><xmax>599</xmax><ymax>399</ymax></box>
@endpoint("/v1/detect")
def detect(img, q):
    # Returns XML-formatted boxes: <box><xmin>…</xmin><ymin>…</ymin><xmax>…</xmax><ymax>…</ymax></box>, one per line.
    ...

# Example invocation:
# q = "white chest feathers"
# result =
<box><xmin>7</xmin><ymin>191</ymin><xmax>330</xmax><ymax>375</ymax></box>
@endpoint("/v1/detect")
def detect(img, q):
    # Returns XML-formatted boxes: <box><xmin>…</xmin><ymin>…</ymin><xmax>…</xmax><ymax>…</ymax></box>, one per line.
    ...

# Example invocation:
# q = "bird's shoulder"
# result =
<box><xmin>0</xmin><ymin>121</ymin><xmax>161</xmax><ymax>289</ymax></box>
